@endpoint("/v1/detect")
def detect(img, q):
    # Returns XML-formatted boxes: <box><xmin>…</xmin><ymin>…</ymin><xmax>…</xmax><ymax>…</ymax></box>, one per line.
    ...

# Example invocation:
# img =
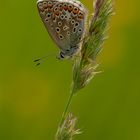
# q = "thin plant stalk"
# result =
<box><xmin>59</xmin><ymin>85</ymin><xmax>76</xmax><ymax>127</ymax></box>
<box><xmin>55</xmin><ymin>0</ymin><xmax>114</xmax><ymax>139</ymax></box>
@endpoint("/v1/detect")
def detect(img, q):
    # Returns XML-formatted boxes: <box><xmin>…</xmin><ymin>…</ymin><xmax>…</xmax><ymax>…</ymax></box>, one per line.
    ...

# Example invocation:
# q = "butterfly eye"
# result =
<box><xmin>60</xmin><ymin>52</ymin><xmax>65</xmax><ymax>59</ymax></box>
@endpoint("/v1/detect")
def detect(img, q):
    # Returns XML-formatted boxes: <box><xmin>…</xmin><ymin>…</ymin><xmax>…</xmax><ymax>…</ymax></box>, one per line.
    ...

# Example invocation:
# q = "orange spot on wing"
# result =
<box><xmin>63</xmin><ymin>4</ymin><xmax>68</xmax><ymax>11</ymax></box>
<box><xmin>78</xmin><ymin>11</ymin><xmax>84</xmax><ymax>19</ymax></box>
<box><xmin>73</xmin><ymin>7</ymin><xmax>79</xmax><ymax>14</ymax></box>
<box><xmin>68</xmin><ymin>5</ymin><xmax>73</xmax><ymax>12</ymax></box>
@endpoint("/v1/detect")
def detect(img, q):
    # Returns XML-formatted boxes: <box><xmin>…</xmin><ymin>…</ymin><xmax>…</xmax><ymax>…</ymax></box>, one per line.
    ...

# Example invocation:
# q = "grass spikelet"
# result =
<box><xmin>55</xmin><ymin>113</ymin><xmax>81</xmax><ymax>140</ymax></box>
<box><xmin>72</xmin><ymin>0</ymin><xmax>114</xmax><ymax>92</ymax></box>
<box><xmin>55</xmin><ymin>0</ymin><xmax>114</xmax><ymax>139</ymax></box>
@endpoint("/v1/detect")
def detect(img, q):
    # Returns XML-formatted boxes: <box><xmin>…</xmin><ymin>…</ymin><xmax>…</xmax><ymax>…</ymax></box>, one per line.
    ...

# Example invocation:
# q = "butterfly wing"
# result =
<box><xmin>37</xmin><ymin>0</ymin><xmax>87</xmax><ymax>56</ymax></box>
<box><xmin>68</xmin><ymin>1</ymin><xmax>88</xmax><ymax>47</ymax></box>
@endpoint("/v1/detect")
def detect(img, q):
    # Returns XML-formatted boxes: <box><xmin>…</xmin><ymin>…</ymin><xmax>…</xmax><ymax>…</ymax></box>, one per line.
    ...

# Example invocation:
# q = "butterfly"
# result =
<box><xmin>37</xmin><ymin>0</ymin><xmax>88</xmax><ymax>59</ymax></box>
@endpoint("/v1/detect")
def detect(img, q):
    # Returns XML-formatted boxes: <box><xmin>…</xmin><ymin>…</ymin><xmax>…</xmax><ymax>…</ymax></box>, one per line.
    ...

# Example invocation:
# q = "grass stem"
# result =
<box><xmin>59</xmin><ymin>84</ymin><xmax>76</xmax><ymax>127</ymax></box>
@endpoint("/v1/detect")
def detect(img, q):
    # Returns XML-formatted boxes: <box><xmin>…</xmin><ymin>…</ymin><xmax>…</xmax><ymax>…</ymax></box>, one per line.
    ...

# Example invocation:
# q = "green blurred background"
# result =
<box><xmin>0</xmin><ymin>0</ymin><xmax>140</xmax><ymax>140</ymax></box>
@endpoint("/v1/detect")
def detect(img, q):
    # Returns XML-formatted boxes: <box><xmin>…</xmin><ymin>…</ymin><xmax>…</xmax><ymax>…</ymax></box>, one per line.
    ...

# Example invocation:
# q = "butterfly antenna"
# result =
<box><xmin>33</xmin><ymin>57</ymin><xmax>46</xmax><ymax>66</ymax></box>
<box><xmin>33</xmin><ymin>58</ymin><xmax>42</xmax><ymax>66</ymax></box>
<box><xmin>33</xmin><ymin>53</ymin><xmax>56</xmax><ymax>66</ymax></box>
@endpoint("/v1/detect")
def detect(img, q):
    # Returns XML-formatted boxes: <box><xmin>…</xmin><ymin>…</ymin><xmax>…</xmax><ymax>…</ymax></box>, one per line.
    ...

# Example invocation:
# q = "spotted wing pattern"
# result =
<box><xmin>37</xmin><ymin>0</ymin><xmax>87</xmax><ymax>58</ymax></box>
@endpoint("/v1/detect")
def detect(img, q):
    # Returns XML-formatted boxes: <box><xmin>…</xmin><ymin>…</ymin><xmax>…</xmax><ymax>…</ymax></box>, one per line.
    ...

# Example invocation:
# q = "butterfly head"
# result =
<box><xmin>57</xmin><ymin>44</ymin><xmax>79</xmax><ymax>59</ymax></box>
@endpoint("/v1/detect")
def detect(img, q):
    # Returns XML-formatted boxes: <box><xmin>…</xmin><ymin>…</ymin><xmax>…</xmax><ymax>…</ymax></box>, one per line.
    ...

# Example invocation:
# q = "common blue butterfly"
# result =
<box><xmin>37</xmin><ymin>0</ymin><xmax>88</xmax><ymax>59</ymax></box>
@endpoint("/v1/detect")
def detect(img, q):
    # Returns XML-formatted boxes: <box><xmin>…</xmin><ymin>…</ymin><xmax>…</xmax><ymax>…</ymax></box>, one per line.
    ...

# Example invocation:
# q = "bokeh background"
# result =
<box><xmin>0</xmin><ymin>0</ymin><xmax>140</xmax><ymax>140</ymax></box>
